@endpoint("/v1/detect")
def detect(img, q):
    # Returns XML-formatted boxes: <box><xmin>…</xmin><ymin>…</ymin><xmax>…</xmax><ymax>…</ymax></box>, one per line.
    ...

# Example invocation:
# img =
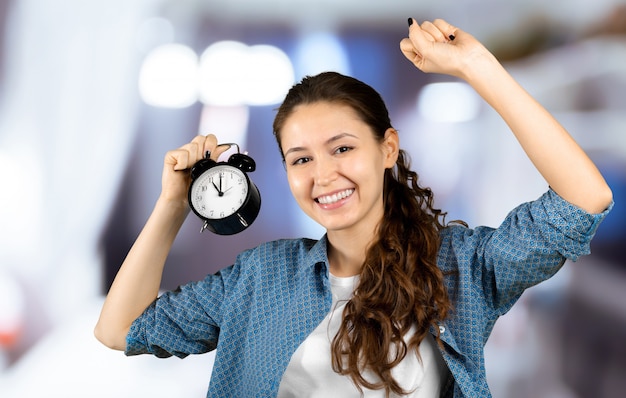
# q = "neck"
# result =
<box><xmin>326</xmin><ymin>227</ymin><xmax>377</xmax><ymax>277</ymax></box>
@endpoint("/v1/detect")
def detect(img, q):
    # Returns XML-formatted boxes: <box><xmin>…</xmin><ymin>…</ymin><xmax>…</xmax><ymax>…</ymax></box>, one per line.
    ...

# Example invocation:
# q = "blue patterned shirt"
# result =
<box><xmin>126</xmin><ymin>189</ymin><xmax>611</xmax><ymax>397</ymax></box>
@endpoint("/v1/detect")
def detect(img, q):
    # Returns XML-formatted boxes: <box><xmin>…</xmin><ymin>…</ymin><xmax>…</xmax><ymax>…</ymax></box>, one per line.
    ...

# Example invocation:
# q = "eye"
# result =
<box><xmin>291</xmin><ymin>156</ymin><xmax>312</xmax><ymax>166</ymax></box>
<box><xmin>334</xmin><ymin>146</ymin><xmax>353</xmax><ymax>154</ymax></box>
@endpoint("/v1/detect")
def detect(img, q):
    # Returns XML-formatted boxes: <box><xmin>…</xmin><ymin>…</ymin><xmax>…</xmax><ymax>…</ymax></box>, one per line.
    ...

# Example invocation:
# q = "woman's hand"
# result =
<box><xmin>400</xmin><ymin>18</ymin><xmax>493</xmax><ymax>79</ymax></box>
<box><xmin>160</xmin><ymin>134</ymin><xmax>231</xmax><ymax>205</ymax></box>
<box><xmin>400</xmin><ymin>18</ymin><xmax>612</xmax><ymax>214</ymax></box>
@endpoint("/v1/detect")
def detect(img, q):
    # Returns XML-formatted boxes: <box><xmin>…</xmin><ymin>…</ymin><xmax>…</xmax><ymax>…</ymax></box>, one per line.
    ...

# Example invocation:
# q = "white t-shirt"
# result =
<box><xmin>277</xmin><ymin>273</ymin><xmax>450</xmax><ymax>397</ymax></box>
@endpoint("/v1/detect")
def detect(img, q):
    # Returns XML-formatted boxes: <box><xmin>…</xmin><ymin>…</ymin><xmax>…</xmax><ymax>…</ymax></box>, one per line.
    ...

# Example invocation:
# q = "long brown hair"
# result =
<box><xmin>273</xmin><ymin>72</ymin><xmax>452</xmax><ymax>396</ymax></box>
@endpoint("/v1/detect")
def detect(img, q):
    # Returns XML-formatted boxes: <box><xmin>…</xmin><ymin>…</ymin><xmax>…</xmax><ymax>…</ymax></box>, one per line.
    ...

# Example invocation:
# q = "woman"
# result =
<box><xmin>95</xmin><ymin>18</ymin><xmax>613</xmax><ymax>397</ymax></box>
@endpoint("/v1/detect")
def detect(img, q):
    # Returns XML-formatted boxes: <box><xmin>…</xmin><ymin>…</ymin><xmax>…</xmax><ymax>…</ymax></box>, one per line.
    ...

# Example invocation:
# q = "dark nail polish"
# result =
<box><xmin>408</xmin><ymin>18</ymin><xmax>413</xmax><ymax>27</ymax></box>
<box><xmin>448</xmin><ymin>34</ymin><xmax>455</xmax><ymax>41</ymax></box>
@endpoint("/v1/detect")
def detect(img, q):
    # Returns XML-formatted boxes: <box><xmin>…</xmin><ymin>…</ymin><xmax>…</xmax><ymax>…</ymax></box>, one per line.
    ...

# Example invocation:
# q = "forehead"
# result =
<box><xmin>280</xmin><ymin>102</ymin><xmax>371</xmax><ymax>146</ymax></box>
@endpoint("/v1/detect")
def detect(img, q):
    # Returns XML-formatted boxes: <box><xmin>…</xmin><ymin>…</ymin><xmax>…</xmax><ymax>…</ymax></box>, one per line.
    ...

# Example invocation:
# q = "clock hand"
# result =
<box><xmin>212</xmin><ymin>181</ymin><xmax>224</xmax><ymax>196</ymax></box>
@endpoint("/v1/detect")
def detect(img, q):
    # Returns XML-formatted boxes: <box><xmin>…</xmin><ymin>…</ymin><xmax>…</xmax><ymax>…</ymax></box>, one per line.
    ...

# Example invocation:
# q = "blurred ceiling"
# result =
<box><xmin>163</xmin><ymin>0</ymin><xmax>626</xmax><ymax>39</ymax></box>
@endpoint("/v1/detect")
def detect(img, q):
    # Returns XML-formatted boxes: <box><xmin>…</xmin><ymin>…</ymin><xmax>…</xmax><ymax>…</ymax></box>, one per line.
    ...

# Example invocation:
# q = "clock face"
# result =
<box><xmin>189</xmin><ymin>164</ymin><xmax>249</xmax><ymax>219</ymax></box>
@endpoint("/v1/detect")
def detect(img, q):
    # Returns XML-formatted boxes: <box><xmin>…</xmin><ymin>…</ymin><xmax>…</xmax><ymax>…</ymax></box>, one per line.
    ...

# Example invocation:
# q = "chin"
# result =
<box><xmin>319</xmin><ymin>219</ymin><xmax>357</xmax><ymax>233</ymax></box>
<box><xmin>306</xmin><ymin>207</ymin><xmax>360</xmax><ymax>233</ymax></box>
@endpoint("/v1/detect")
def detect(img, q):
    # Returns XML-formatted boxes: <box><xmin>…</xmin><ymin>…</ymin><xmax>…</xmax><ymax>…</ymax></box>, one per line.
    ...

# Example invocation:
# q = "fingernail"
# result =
<box><xmin>448</xmin><ymin>34</ymin><xmax>455</xmax><ymax>41</ymax></box>
<box><xmin>408</xmin><ymin>18</ymin><xmax>413</xmax><ymax>27</ymax></box>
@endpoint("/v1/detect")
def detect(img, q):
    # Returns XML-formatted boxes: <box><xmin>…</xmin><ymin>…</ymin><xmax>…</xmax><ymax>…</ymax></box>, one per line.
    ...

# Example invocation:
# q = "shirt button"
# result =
<box><xmin>439</xmin><ymin>325</ymin><xmax>446</xmax><ymax>334</ymax></box>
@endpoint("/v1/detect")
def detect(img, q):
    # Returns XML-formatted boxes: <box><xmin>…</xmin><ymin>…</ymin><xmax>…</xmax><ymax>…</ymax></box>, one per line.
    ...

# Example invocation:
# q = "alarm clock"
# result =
<box><xmin>188</xmin><ymin>144</ymin><xmax>261</xmax><ymax>235</ymax></box>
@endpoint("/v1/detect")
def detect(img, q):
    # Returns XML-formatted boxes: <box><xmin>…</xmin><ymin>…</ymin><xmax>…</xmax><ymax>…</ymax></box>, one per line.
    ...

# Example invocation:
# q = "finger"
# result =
<box><xmin>165</xmin><ymin>148</ymin><xmax>191</xmax><ymax>171</ymax></box>
<box><xmin>190</xmin><ymin>135</ymin><xmax>209</xmax><ymax>161</ymax></box>
<box><xmin>399</xmin><ymin>37</ymin><xmax>421</xmax><ymax>63</ymax></box>
<box><xmin>407</xmin><ymin>21</ymin><xmax>436</xmax><ymax>54</ymax></box>
<box><xmin>202</xmin><ymin>134</ymin><xmax>218</xmax><ymax>159</ymax></box>
<box><xmin>199</xmin><ymin>134</ymin><xmax>233</xmax><ymax>161</ymax></box>
<box><xmin>432</xmin><ymin>19</ymin><xmax>458</xmax><ymax>41</ymax></box>
<box><xmin>419</xmin><ymin>20</ymin><xmax>447</xmax><ymax>43</ymax></box>
<box><xmin>171</xmin><ymin>137</ymin><xmax>204</xmax><ymax>170</ymax></box>
<box><xmin>213</xmin><ymin>143</ymin><xmax>233</xmax><ymax>160</ymax></box>
<box><xmin>404</xmin><ymin>22</ymin><xmax>438</xmax><ymax>69</ymax></box>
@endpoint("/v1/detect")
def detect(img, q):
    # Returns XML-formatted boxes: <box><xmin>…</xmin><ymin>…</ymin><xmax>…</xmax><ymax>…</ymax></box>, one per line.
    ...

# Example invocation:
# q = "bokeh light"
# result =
<box><xmin>138</xmin><ymin>43</ymin><xmax>199</xmax><ymax>108</ymax></box>
<box><xmin>198</xmin><ymin>41</ymin><xmax>294</xmax><ymax>106</ymax></box>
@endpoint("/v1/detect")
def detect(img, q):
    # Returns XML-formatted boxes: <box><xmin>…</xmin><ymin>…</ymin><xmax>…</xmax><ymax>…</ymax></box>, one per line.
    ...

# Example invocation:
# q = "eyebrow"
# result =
<box><xmin>283</xmin><ymin>133</ymin><xmax>359</xmax><ymax>158</ymax></box>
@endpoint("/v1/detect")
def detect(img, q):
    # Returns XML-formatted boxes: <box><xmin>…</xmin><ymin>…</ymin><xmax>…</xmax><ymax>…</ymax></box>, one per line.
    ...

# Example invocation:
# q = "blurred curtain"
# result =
<box><xmin>0</xmin><ymin>0</ymin><xmax>154</xmax><ymax>351</ymax></box>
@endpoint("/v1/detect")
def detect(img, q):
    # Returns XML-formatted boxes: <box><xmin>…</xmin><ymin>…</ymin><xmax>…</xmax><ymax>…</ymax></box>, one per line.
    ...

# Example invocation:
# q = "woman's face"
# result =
<box><xmin>280</xmin><ymin>101</ymin><xmax>398</xmax><ymax>236</ymax></box>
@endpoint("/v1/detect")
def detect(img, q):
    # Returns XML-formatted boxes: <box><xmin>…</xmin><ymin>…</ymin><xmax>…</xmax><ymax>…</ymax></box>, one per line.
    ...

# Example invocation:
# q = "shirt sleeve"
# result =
<box><xmin>451</xmin><ymin>189</ymin><xmax>612</xmax><ymax>317</ymax></box>
<box><xmin>125</xmin><ymin>263</ymin><xmax>241</xmax><ymax>358</ymax></box>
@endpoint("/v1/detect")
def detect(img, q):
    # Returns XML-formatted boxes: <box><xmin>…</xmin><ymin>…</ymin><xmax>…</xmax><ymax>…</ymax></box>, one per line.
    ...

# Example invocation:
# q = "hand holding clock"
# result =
<box><xmin>158</xmin><ymin>134</ymin><xmax>260</xmax><ymax>234</ymax></box>
<box><xmin>160</xmin><ymin>134</ymin><xmax>230</xmax><ymax>204</ymax></box>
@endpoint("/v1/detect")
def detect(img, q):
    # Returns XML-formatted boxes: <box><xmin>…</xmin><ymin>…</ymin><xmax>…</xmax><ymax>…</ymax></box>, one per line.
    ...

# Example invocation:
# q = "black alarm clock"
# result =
<box><xmin>188</xmin><ymin>144</ymin><xmax>261</xmax><ymax>235</ymax></box>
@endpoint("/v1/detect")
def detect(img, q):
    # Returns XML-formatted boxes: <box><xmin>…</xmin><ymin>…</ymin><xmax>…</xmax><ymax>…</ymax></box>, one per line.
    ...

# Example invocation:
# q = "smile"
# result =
<box><xmin>316</xmin><ymin>189</ymin><xmax>354</xmax><ymax>205</ymax></box>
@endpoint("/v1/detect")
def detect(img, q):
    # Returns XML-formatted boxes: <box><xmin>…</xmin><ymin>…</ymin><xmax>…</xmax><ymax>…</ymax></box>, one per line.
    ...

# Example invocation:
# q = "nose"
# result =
<box><xmin>313</xmin><ymin>155</ymin><xmax>338</xmax><ymax>186</ymax></box>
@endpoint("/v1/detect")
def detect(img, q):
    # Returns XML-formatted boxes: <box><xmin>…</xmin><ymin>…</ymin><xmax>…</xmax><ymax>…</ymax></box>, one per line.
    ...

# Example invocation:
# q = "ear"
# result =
<box><xmin>382</xmin><ymin>128</ymin><xmax>400</xmax><ymax>169</ymax></box>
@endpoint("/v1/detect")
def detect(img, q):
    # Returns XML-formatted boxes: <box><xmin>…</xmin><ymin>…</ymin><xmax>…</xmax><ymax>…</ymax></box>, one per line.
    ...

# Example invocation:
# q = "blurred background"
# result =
<box><xmin>0</xmin><ymin>0</ymin><xmax>624</xmax><ymax>396</ymax></box>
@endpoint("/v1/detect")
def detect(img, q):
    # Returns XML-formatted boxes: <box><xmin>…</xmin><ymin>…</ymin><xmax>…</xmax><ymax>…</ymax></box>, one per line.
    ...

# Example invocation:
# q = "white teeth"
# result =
<box><xmin>317</xmin><ymin>189</ymin><xmax>354</xmax><ymax>204</ymax></box>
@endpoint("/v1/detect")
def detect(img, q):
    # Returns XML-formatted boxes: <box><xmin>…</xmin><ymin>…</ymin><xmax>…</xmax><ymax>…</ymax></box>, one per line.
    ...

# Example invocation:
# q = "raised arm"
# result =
<box><xmin>94</xmin><ymin>134</ymin><xmax>225</xmax><ymax>350</ymax></box>
<box><xmin>400</xmin><ymin>18</ymin><xmax>613</xmax><ymax>214</ymax></box>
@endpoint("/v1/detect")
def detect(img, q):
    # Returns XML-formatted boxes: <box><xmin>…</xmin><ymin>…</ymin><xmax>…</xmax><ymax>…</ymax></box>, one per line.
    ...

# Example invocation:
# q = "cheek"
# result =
<box><xmin>350</xmin><ymin>153</ymin><xmax>386</xmax><ymax>181</ymax></box>
<box><xmin>286</xmin><ymin>170</ymin><xmax>308</xmax><ymax>199</ymax></box>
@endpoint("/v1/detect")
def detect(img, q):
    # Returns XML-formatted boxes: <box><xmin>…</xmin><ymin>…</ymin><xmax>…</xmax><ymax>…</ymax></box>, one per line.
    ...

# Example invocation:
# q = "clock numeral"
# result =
<box><xmin>220</xmin><ymin>211</ymin><xmax>225</xmax><ymax>217</ymax></box>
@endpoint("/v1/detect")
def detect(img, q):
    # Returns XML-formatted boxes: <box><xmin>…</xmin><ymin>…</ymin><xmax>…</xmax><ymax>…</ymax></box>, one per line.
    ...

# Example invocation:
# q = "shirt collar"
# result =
<box><xmin>304</xmin><ymin>234</ymin><xmax>329</xmax><ymax>269</ymax></box>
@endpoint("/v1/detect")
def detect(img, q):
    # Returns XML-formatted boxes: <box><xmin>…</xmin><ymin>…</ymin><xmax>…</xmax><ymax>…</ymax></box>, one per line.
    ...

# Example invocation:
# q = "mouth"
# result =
<box><xmin>315</xmin><ymin>189</ymin><xmax>354</xmax><ymax>205</ymax></box>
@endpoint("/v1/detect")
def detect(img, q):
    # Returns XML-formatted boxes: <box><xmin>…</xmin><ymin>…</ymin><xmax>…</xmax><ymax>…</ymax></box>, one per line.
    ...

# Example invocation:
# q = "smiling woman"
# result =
<box><xmin>95</xmin><ymin>18</ymin><xmax>612</xmax><ymax>398</ymax></box>
<box><xmin>272</xmin><ymin>72</ymin><xmax>452</xmax><ymax>396</ymax></box>
<box><xmin>274</xmin><ymin>85</ymin><xmax>401</xmax><ymax>277</ymax></box>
